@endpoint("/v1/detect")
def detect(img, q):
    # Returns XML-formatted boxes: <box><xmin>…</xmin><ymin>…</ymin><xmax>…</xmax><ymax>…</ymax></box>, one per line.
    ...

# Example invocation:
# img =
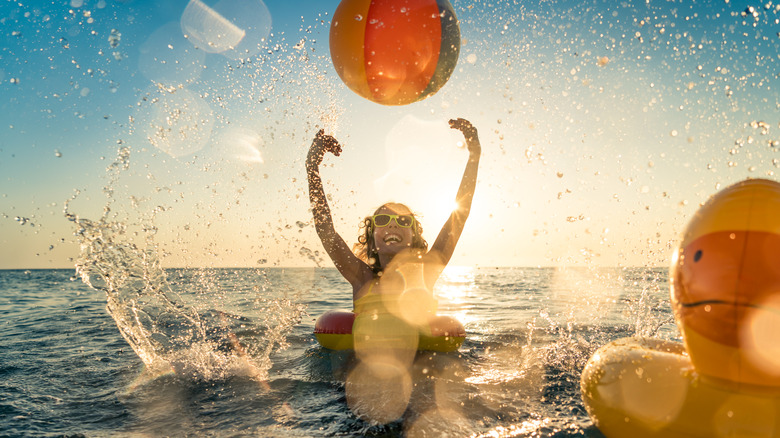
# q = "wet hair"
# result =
<box><xmin>352</xmin><ymin>202</ymin><xmax>428</xmax><ymax>274</ymax></box>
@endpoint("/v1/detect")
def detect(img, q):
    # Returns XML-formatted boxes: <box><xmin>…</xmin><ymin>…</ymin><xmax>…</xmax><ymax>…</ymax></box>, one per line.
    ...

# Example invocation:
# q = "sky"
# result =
<box><xmin>1</xmin><ymin>0</ymin><xmax>779</xmax><ymax>269</ymax></box>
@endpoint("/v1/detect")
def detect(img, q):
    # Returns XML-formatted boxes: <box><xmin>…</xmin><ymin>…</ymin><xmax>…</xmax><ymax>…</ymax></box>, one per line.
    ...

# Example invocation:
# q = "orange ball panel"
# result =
<box><xmin>363</xmin><ymin>0</ymin><xmax>442</xmax><ymax>105</ymax></box>
<box><xmin>329</xmin><ymin>0</ymin><xmax>373</xmax><ymax>100</ymax></box>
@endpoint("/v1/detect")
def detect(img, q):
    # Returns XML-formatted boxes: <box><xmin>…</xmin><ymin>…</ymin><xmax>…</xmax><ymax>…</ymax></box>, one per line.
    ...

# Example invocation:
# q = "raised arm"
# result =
<box><xmin>429</xmin><ymin>118</ymin><xmax>482</xmax><ymax>265</ymax></box>
<box><xmin>306</xmin><ymin>130</ymin><xmax>371</xmax><ymax>288</ymax></box>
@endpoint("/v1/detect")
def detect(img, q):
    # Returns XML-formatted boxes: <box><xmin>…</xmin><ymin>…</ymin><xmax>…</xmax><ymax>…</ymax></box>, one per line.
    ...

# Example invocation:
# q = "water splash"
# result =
<box><xmin>625</xmin><ymin>268</ymin><xmax>677</xmax><ymax>338</ymax></box>
<box><xmin>64</xmin><ymin>146</ymin><xmax>305</xmax><ymax>381</ymax></box>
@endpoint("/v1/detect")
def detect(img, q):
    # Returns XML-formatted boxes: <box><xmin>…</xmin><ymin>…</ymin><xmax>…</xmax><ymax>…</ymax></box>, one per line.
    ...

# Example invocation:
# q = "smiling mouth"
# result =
<box><xmin>384</xmin><ymin>234</ymin><xmax>403</xmax><ymax>244</ymax></box>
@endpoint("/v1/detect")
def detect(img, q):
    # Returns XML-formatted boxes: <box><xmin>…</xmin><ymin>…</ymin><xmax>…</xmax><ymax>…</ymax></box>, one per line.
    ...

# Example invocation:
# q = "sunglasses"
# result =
<box><xmin>371</xmin><ymin>214</ymin><xmax>415</xmax><ymax>228</ymax></box>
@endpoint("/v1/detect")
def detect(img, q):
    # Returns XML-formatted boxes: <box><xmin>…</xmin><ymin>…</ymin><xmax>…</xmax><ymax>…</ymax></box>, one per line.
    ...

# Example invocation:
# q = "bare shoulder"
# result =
<box><xmin>351</xmin><ymin>269</ymin><xmax>377</xmax><ymax>299</ymax></box>
<box><xmin>350</xmin><ymin>264</ymin><xmax>376</xmax><ymax>290</ymax></box>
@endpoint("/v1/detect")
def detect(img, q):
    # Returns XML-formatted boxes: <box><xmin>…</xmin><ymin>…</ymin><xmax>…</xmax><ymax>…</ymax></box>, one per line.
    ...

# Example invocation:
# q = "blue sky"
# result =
<box><xmin>1</xmin><ymin>0</ymin><xmax>778</xmax><ymax>269</ymax></box>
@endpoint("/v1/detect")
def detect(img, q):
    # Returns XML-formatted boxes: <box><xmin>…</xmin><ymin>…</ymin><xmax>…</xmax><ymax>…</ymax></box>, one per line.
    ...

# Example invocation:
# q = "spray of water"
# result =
<box><xmin>64</xmin><ymin>145</ymin><xmax>305</xmax><ymax>381</ymax></box>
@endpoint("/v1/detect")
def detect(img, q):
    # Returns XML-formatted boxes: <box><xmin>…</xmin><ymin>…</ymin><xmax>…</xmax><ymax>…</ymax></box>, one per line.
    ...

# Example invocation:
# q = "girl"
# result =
<box><xmin>306</xmin><ymin>118</ymin><xmax>481</xmax><ymax>312</ymax></box>
<box><xmin>307</xmin><ymin>118</ymin><xmax>480</xmax><ymax>423</ymax></box>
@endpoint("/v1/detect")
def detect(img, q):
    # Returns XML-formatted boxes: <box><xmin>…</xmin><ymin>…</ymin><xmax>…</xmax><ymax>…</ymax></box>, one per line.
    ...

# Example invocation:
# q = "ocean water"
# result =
<box><xmin>0</xmin><ymin>265</ymin><xmax>678</xmax><ymax>437</ymax></box>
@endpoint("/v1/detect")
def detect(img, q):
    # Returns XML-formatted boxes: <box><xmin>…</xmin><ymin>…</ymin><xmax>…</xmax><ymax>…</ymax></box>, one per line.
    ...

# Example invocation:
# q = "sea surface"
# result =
<box><xmin>0</xmin><ymin>265</ymin><xmax>679</xmax><ymax>437</ymax></box>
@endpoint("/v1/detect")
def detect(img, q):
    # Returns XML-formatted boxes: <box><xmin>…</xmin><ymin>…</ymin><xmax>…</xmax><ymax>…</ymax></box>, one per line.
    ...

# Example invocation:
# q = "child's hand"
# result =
<box><xmin>449</xmin><ymin>118</ymin><xmax>481</xmax><ymax>156</ymax></box>
<box><xmin>307</xmin><ymin>129</ymin><xmax>342</xmax><ymax>168</ymax></box>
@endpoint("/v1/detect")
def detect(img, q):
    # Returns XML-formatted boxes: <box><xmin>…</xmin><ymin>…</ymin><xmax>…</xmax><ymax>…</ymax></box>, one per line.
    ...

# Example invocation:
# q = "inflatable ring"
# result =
<box><xmin>314</xmin><ymin>310</ymin><xmax>465</xmax><ymax>353</ymax></box>
<box><xmin>580</xmin><ymin>337</ymin><xmax>780</xmax><ymax>437</ymax></box>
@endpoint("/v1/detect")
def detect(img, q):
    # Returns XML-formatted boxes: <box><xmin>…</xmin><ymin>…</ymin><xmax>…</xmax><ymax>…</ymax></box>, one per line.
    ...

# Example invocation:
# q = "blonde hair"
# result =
<box><xmin>352</xmin><ymin>203</ymin><xmax>428</xmax><ymax>273</ymax></box>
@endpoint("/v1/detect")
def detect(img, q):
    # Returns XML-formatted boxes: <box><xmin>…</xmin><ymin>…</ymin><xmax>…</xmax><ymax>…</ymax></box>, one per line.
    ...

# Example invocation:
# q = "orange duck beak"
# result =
<box><xmin>671</xmin><ymin>178</ymin><xmax>780</xmax><ymax>386</ymax></box>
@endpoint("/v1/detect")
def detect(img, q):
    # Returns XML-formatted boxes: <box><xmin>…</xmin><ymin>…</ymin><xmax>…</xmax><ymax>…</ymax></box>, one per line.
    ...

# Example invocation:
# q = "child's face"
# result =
<box><xmin>372</xmin><ymin>206</ymin><xmax>415</xmax><ymax>256</ymax></box>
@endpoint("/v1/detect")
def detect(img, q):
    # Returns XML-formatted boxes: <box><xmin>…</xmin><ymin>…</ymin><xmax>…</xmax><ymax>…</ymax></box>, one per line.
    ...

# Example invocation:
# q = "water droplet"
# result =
<box><xmin>108</xmin><ymin>29</ymin><xmax>121</xmax><ymax>48</ymax></box>
<box><xmin>354</xmin><ymin>14</ymin><xmax>363</xmax><ymax>21</ymax></box>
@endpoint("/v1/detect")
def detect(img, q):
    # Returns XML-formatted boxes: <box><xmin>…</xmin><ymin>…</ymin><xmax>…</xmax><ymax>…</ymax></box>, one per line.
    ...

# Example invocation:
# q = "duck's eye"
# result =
<box><xmin>694</xmin><ymin>249</ymin><xmax>703</xmax><ymax>262</ymax></box>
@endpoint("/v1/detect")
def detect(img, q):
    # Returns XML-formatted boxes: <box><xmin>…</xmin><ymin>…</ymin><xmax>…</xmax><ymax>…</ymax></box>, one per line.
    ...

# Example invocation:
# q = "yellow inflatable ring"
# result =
<box><xmin>580</xmin><ymin>337</ymin><xmax>780</xmax><ymax>437</ymax></box>
<box><xmin>314</xmin><ymin>310</ymin><xmax>466</xmax><ymax>353</ymax></box>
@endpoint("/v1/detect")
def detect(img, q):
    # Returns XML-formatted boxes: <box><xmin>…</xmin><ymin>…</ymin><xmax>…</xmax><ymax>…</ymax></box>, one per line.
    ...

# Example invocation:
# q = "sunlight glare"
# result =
<box><xmin>374</xmin><ymin>115</ymin><xmax>468</xmax><ymax>230</ymax></box>
<box><xmin>474</xmin><ymin>419</ymin><xmax>553</xmax><ymax>438</ymax></box>
<box><xmin>435</xmin><ymin>265</ymin><xmax>475</xmax><ymax>303</ymax></box>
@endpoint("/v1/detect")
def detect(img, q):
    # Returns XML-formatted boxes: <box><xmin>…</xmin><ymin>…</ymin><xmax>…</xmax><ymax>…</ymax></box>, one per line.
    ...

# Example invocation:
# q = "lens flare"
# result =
<box><xmin>139</xmin><ymin>88</ymin><xmax>214</xmax><ymax>158</ymax></box>
<box><xmin>138</xmin><ymin>22</ymin><xmax>205</xmax><ymax>86</ymax></box>
<box><xmin>180</xmin><ymin>0</ymin><xmax>271</xmax><ymax>60</ymax></box>
<box><xmin>741</xmin><ymin>296</ymin><xmax>780</xmax><ymax>378</ymax></box>
<box><xmin>181</xmin><ymin>0</ymin><xmax>246</xmax><ymax>54</ymax></box>
<box><xmin>346</xmin><ymin>357</ymin><xmax>413</xmax><ymax>424</ymax></box>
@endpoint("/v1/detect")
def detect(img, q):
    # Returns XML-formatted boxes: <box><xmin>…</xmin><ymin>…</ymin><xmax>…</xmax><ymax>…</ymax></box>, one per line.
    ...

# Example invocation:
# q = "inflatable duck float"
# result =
<box><xmin>580</xmin><ymin>178</ymin><xmax>780</xmax><ymax>437</ymax></box>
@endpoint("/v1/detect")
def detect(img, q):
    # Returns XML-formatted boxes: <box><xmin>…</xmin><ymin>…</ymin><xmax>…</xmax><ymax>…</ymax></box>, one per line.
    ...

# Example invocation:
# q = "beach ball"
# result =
<box><xmin>329</xmin><ymin>0</ymin><xmax>460</xmax><ymax>106</ymax></box>
<box><xmin>670</xmin><ymin>178</ymin><xmax>780</xmax><ymax>386</ymax></box>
